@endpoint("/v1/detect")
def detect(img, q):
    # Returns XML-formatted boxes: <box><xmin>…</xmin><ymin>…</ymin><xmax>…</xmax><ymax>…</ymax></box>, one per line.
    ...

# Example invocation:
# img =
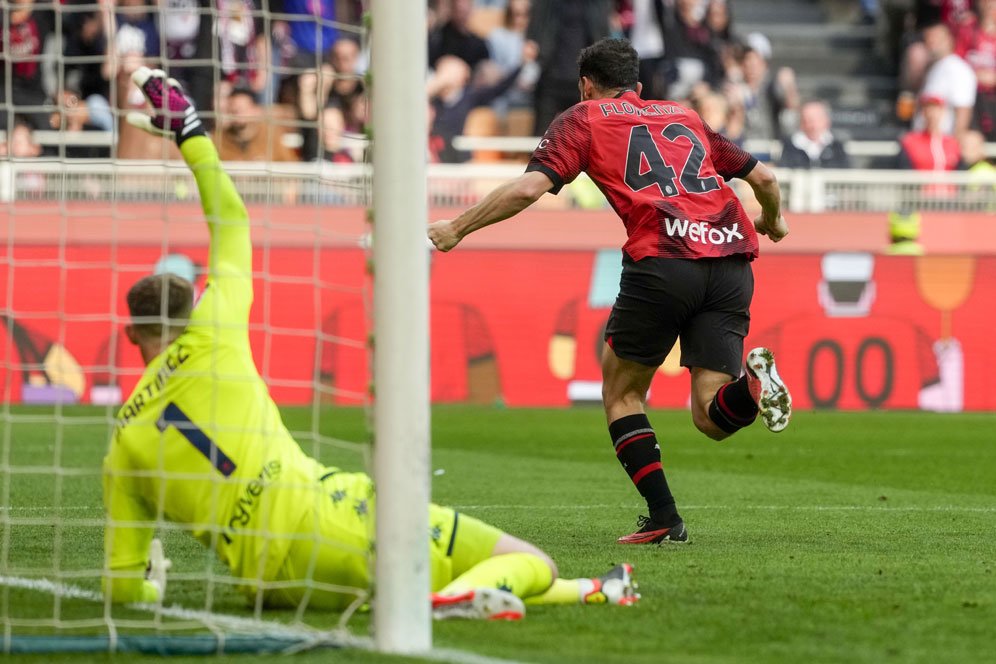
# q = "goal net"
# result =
<box><xmin>0</xmin><ymin>0</ymin><xmax>428</xmax><ymax>655</ymax></box>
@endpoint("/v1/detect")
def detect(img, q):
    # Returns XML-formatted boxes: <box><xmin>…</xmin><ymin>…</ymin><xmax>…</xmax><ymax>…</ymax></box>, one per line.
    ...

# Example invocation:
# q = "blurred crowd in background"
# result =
<box><xmin>0</xmin><ymin>0</ymin><xmax>994</xmax><ymax>177</ymax></box>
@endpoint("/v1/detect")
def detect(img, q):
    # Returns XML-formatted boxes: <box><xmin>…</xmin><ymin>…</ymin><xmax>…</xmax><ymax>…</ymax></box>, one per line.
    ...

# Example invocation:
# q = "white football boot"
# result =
<box><xmin>431</xmin><ymin>587</ymin><xmax>525</xmax><ymax>621</ymax></box>
<box><xmin>745</xmin><ymin>347</ymin><xmax>792</xmax><ymax>433</ymax></box>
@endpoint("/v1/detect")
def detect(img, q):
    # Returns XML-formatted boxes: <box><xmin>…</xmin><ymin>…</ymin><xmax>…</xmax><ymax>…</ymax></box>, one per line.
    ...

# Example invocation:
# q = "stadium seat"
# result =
<box><xmin>504</xmin><ymin>108</ymin><xmax>535</xmax><ymax>137</ymax></box>
<box><xmin>463</xmin><ymin>107</ymin><xmax>503</xmax><ymax>163</ymax></box>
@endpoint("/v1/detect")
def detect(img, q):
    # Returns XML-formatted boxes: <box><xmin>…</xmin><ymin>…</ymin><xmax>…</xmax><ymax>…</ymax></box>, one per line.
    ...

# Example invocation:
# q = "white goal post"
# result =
<box><xmin>370</xmin><ymin>0</ymin><xmax>432</xmax><ymax>655</ymax></box>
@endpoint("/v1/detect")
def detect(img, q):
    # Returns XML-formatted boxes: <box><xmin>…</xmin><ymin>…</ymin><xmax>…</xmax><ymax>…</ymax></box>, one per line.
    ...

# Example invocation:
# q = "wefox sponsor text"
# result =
<box><xmin>663</xmin><ymin>218</ymin><xmax>744</xmax><ymax>245</ymax></box>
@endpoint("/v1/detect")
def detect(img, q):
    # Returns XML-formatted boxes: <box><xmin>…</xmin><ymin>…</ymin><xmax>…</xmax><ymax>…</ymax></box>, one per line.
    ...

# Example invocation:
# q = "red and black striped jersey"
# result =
<box><xmin>526</xmin><ymin>91</ymin><xmax>760</xmax><ymax>261</ymax></box>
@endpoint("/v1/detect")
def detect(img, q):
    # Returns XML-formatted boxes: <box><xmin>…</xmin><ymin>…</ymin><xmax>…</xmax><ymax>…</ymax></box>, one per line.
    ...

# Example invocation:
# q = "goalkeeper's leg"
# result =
<box><xmin>433</xmin><ymin>509</ymin><xmax>639</xmax><ymax>615</ymax></box>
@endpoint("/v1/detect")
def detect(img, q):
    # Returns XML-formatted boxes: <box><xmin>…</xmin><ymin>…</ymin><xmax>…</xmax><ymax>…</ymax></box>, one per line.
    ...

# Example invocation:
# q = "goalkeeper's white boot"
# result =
<box><xmin>432</xmin><ymin>587</ymin><xmax>525</xmax><ymax>621</ymax></box>
<box><xmin>746</xmin><ymin>347</ymin><xmax>792</xmax><ymax>433</ymax></box>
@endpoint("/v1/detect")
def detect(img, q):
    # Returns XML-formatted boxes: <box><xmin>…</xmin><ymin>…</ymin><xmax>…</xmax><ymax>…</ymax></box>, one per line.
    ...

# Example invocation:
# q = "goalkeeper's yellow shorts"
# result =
<box><xmin>261</xmin><ymin>470</ymin><xmax>503</xmax><ymax>610</ymax></box>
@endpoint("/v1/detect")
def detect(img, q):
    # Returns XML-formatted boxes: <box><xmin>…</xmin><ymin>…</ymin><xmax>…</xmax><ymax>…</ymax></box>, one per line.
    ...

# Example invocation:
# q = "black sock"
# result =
<box><xmin>608</xmin><ymin>413</ymin><xmax>680</xmax><ymax>526</ymax></box>
<box><xmin>709</xmin><ymin>374</ymin><xmax>759</xmax><ymax>434</ymax></box>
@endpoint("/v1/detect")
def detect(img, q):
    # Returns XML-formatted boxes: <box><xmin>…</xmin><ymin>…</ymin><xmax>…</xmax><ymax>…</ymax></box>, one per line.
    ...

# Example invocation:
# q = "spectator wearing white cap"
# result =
<box><xmin>745</xmin><ymin>31</ymin><xmax>771</xmax><ymax>60</ymax></box>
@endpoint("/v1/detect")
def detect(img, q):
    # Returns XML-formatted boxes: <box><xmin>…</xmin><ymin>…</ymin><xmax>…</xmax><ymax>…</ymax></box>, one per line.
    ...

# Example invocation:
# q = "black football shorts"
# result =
<box><xmin>604</xmin><ymin>254</ymin><xmax>754</xmax><ymax>375</ymax></box>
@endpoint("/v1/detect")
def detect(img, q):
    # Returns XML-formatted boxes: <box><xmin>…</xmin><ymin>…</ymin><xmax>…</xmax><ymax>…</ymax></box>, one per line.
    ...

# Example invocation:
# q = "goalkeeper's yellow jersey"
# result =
<box><xmin>102</xmin><ymin>136</ymin><xmax>327</xmax><ymax>603</ymax></box>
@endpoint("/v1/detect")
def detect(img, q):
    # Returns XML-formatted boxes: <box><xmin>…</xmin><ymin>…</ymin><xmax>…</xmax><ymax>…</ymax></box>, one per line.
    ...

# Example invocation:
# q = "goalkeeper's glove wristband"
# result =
<box><xmin>174</xmin><ymin>105</ymin><xmax>207</xmax><ymax>147</ymax></box>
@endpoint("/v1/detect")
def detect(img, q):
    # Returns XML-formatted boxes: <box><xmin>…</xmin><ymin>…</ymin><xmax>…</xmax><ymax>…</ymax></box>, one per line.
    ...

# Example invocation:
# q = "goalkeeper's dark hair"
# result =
<box><xmin>577</xmin><ymin>38</ymin><xmax>640</xmax><ymax>92</ymax></box>
<box><xmin>127</xmin><ymin>274</ymin><xmax>194</xmax><ymax>340</ymax></box>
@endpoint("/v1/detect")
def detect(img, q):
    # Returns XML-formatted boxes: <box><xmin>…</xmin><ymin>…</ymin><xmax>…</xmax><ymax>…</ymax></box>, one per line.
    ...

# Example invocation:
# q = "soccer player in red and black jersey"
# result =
<box><xmin>428</xmin><ymin>39</ymin><xmax>793</xmax><ymax>545</ymax></box>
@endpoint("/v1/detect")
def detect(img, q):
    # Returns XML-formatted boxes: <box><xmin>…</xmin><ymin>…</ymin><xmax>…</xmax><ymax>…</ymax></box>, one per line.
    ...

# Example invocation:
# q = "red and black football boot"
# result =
<box><xmin>617</xmin><ymin>516</ymin><xmax>688</xmax><ymax>545</ymax></box>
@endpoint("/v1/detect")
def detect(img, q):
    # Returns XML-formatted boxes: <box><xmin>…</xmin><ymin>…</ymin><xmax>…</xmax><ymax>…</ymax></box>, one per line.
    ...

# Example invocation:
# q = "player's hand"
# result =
<box><xmin>754</xmin><ymin>214</ymin><xmax>789</xmax><ymax>243</ymax></box>
<box><xmin>427</xmin><ymin>220</ymin><xmax>461</xmax><ymax>252</ymax></box>
<box><xmin>126</xmin><ymin>67</ymin><xmax>204</xmax><ymax>144</ymax></box>
<box><xmin>145</xmin><ymin>538</ymin><xmax>172</xmax><ymax>601</ymax></box>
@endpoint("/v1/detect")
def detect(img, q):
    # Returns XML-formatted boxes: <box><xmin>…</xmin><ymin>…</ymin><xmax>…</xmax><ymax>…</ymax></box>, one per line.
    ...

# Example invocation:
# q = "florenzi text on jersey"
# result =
<box><xmin>598</xmin><ymin>101</ymin><xmax>682</xmax><ymax>117</ymax></box>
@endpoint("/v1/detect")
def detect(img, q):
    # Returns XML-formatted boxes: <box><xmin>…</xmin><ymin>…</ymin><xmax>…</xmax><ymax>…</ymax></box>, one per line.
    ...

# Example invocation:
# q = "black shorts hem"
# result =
<box><xmin>678</xmin><ymin>357</ymin><xmax>742</xmax><ymax>378</ymax></box>
<box><xmin>606</xmin><ymin>341</ymin><xmax>667</xmax><ymax>368</ymax></box>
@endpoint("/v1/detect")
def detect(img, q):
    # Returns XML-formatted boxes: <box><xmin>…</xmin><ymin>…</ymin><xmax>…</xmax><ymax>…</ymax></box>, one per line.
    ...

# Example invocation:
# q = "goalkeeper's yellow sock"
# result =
<box><xmin>524</xmin><ymin>578</ymin><xmax>592</xmax><ymax>605</ymax></box>
<box><xmin>439</xmin><ymin>553</ymin><xmax>553</xmax><ymax>599</ymax></box>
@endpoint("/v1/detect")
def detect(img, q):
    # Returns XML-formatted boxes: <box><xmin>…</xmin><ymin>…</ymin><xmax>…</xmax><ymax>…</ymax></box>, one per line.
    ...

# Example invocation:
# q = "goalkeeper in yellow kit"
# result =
<box><xmin>103</xmin><ymin>68</ymin><xmax>638</xmax><ymax>620</ymax></box>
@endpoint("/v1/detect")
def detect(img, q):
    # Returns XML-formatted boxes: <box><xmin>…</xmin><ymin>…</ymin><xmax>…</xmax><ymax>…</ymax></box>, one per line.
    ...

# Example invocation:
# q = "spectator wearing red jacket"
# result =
<box><xmin>898</xmin><ymin>94</ymin><xmax>962</xmax><ymax>170</ymax></box>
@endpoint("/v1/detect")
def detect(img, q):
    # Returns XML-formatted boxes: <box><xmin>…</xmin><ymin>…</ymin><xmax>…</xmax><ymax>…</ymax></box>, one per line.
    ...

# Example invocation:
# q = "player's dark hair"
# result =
<box><xmin>127</xmin><ymin>274</ymin><xmax>194</xmax><ymax>340</ymax></box>
<box><xmin>577</xmin><ymin>38</ymin><xmax>639</xmax><ymax>92</ymax></box>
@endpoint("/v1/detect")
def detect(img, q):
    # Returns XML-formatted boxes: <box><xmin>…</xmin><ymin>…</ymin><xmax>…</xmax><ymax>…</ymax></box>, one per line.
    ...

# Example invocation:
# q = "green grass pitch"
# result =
<box><xmin>1</xmin><ymin>405</ymin><xmax>994</xmax><ymax>663</ymax></box>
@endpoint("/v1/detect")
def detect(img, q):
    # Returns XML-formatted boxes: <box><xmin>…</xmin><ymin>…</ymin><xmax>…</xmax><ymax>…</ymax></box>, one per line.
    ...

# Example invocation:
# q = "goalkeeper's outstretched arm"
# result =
<box><xmin>127</xmin><ymin>66</ymin><xmax>254</xmax><ymax>324</ymax></box>
<box><xmin>180</xmin><ymin>132</ymin><xmax>252</xmax><ymax>294</ymax></box>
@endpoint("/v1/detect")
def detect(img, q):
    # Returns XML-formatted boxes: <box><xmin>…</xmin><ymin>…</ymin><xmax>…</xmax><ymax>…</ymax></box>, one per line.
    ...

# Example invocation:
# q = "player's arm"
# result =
<box><xmin>101</xmin><ymin>441</ymin><xmax>165</xmax><ymax>604</ymax></box>
<box><xmin>127</xmin><ymin>67</ymin><xmax>253</xmax><ymax>321</ymax></box>
<box><xmin>704</xmin><ymin>122</ymin><xmax>789</xmax><ymax>243</ymax></box>
<box><xmin>743</xmin><ymin>162</ymin><xmax>788</xmax><ymax>242</ymax></box>
<box><xmin>428</xmin><ymin>104</ymin><xmax>590</xmax><ymax>252</ymax></box>
<box><xmin>427</xmin><ymin>171</ymin><xmax>553</xmax><ymax>251</ymax></box>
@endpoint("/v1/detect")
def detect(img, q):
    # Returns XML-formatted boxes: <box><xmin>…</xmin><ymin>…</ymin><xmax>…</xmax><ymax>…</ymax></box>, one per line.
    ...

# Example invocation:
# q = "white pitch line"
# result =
<box><xmin>4</xmin><ymin>504</ymin><xmax>996</xmax><ymax>514</ymax></box>
<box><xmin>426</xmin><ymin>649</ymin><xmax>529</xmax><ymax>664</ymax></box>
<box><xmin>0</xmin><ymin>575</ymin><xmax>531</xmax><ymax>664</ymax></box>
<box><xmin>450</xmin><ymin>504</ymin><xmax>996</xmax><ymax>513</ymax></box>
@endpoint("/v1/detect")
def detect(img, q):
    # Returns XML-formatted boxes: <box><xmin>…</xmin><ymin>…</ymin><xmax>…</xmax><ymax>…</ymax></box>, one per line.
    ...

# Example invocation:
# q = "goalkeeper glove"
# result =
<box><xmin>145</xmin><ymin>538</ymin><xmax>172</xmax><ymax>602</ymax></box>
<box><xmin>126</xmin><ymin>66</ymin><xmax>206</xmax><ymax>146</ymax></box>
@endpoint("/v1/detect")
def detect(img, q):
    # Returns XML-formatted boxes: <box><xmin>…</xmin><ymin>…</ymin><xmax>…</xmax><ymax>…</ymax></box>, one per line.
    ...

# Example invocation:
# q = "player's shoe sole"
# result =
<box><xmin>746</xmin><ymin>347</ymin><xmax>792</xmax><ymax>433</ymax></box>
<box><xmin>617</xmin><ymin>519</ymin><xmax>688</xmax><ymax>545</ymax></box>
<box><xmin>431</xmin><ymin>588</ymin><xmax>525</xmax><ymax>621</ymax></box>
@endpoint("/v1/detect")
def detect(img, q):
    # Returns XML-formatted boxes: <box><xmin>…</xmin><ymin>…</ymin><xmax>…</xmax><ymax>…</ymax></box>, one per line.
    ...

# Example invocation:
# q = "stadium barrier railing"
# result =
<box><xmin>448</xmin><ymin>136</ymin><xmax>996</xmax><ymax>162</ymax></box>
<box><xmin>6</xmin><ymin>130</ymin><xmax>996</xmax><ymax>165</ymax></box>
<box><xmin>2</xmin><ymin>160</ymin><xmax>995</xmax><ymax>214</ymax></box>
